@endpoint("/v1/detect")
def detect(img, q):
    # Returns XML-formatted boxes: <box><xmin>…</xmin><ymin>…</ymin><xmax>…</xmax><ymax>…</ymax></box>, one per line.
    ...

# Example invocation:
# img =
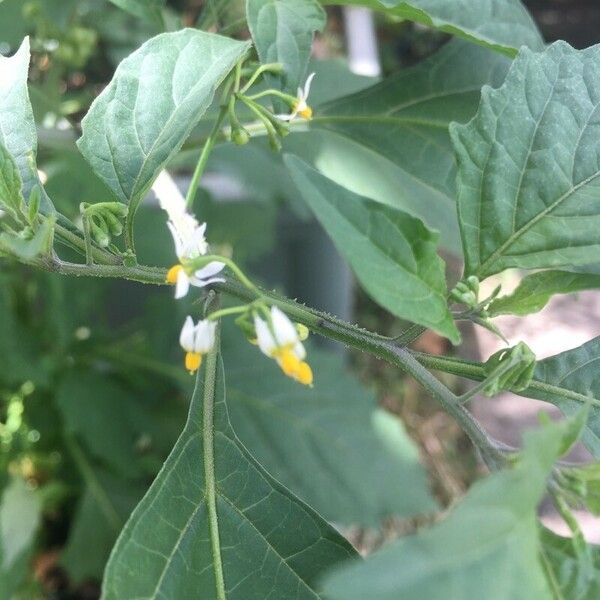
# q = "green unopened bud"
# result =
<box><xmin>465</xmin><ymin>275</ymin><xmax>480</xmax><ymax>295</ymax></box>
<box><xmin>102</xmin><ymin>210</ymin><xmax>124</xmax><ymax>237</ymax></box>
<box><xmin>296</xmin><ymin>323</ymin><xmax>309</xmax><ymax>341</ymax></box>
<box><xmin>235</xmin><ymin>313</ymin><xmax>256</xmax><ymax>342</ymax></box>
<box><xmin>90</xmin><ymin>218</ymin><xmax>110</xmax><ymax>247</ymax></box>
<box><xmin>483</xmin><ymin>342</ymin><xmax>536</xmax><ymax>396</ymax></box>
<box><xmin>231</xmin><ymin>126</ymin><xmax>250</xmax><ymax>146</ymax></box>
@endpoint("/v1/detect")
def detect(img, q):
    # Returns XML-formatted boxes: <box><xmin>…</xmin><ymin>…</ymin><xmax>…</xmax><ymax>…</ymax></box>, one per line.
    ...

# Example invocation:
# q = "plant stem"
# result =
<box><xmin>54</xmin><ymin>222</ymin><xmax>121</xmax><ymax>265</ymax></box>
<box><xmin>30</xmin><ymin>258</ymin><xmax>508</xmax><ymax>467</ymax></box>
<box><xmin>207</xmin><ymin>305</ymin><xmax>249</xmax><ymax>320</ymax></box>
<box><xmin>239</xmin><ymin>63</ymin><xmax>283</xmax><ymax>94</ymax></box>
<box><xmin>185</xmin><ymin>105</ymin><xmax>228</xmax><ymax>210</ymax></box>
<box><xmin>200</xmin><ymin>325</ymin><xmax>226</xmax><ymax>600</ymax></box>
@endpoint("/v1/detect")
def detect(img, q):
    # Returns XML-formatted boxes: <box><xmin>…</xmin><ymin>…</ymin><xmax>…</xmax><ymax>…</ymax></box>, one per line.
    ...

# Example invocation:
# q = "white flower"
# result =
<box><xmin>278</xmin><ymin>73</ymin><xmax>315</xmax><ymax>121</ymax></box>
<box><xmin>155</xmin><ymin>170</ymin><xmax>225</xmax><ymax>298</ymax></box>
<box><xmin>254</xmin><ymin>306</ymin><xmax>313</xmax><ymax>385</ymax></box>
<box><xmin>179</xmin><ymin>316</ymin><xmax>217</xmax><ymax>373</ymax></box>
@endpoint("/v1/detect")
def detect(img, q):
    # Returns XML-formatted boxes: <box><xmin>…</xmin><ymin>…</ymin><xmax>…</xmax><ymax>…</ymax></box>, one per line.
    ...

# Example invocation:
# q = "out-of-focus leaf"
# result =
<box><xmin>323</xmin><ymin>418</ymin><xmax>577</xmax><ymax>600</ymax></box>
<box><xmin>224</xmin><ymin>333</ymin><xmax>436</xmax><ymax>525</ymax></box>
<box><xmin>108</xmin><ymin>0</ymin><xmax>165</xmax><ymax>25</ymax></box>
<box><xmin>0</xmin><ymin>143</ymin><xmax>24</xmax><ymax>214</ymax></box>
<box><xmin>489</xmin><ymin>270</ymin><xmax>600</xmax><ymax>317</ymax></box>
<box><xmin>285</xmin><ymin>155</ymin><xmax>460</xmax><ymax>342</ymax></box>
<box><xmin>323</xmin><ymin>0</ymin><xmax>543</xmax><ymax>56</ymax></box>
<box><xmin>452</xmin><ymin>42</ymin><xmax>600</xmax><ymax>279</ymax></box>
<box><xmin>0</xmin><ymin>216</ymin><xmax>55</xmax><ymax>260</ymax></box>
<box><xmin>78</xmin><ymin>30</ymin><xmax>250</xmax><ymax>230</ymax></box>
<box><xmin>540</xmin><ymin>527</ymin><xmax>600</xmax><ymax>600</ymax></box>
<box><xmin>102</xmin><ymin>344</ymin><xmax>356</xmax><ymax>598</ymax></box>
<box><xmin>60</xmin><ymin>469</ymin><xmax>146</xmax><ymax>584</ymax></box>
<box><xmin>0</xmin><ymin>477</ymin><xmax>41</xmax><ymax>597</ymax></box>
<box><xmin>247</xmin><ymin>0</ymin><xmax>325</xmax><ymax>94</ymax></box>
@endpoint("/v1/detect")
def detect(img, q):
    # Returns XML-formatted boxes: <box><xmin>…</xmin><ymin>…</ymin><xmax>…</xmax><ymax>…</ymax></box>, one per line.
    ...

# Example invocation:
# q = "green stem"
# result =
<box><xmin>82</xmin><ymin>214</ymin><xmax>93</xmax><ymax>266</ymax></box>
<box><xmin>185</xmin><ymin>105</ymin><xmax>228</xmax><ymax>210</ymax></box>
<box><xmin>207</xmin><ymin>305</ymin><xmax>249</xmax><ymax>320</ymax></box>
<box><xmin>201</xmin><ymin>325</ymin><xmax>226</xmax><ymax>600</ymax></box>
<box><xmin>54</xmin><ymin>222</ymin><xmax>121</xmax><ymax>265</ymax></box>
<box><xmin>246</xmin><ymin>89</ymin><xmax>293</xmax><ymax>103</ymax></box>
<box><xmin>239</xmin><ymin>63</ymin><xmax>284</xmax><ymax>94</ymax></box>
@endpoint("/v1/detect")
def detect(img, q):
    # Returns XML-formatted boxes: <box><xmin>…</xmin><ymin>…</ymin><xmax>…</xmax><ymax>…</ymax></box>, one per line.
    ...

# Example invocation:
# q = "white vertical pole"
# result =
<box><xmin>342</xmin><ymin>6</ymin><xmax>381</xmax><ymax>76</ymax></box>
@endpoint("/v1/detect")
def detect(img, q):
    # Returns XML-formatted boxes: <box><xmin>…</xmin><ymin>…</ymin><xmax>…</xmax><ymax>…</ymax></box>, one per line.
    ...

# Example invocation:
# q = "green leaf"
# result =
<box><xmin>246</xmin><ymin>0</ymin><xmax>325</xmax><ymax>95</ymax></box>
<box><xmin>451</xmin><ymin>42</ymin><xmax>600</xmax><ymax>279</ymax></box>
<box><xmin>0</xmin><ymin>477</ymin><xmax>41</xmax><ymax>597</ymax></box>
<box><xmin>489</xmin><ymin>270</ymin><xmax>600</xmax><ymax>317</ymax></box>
<box><xmin>323</xmin><ymin>418</ymin><xmax>575</xmax><ymax>600</ymax></box>
<box><xmin>102</xmin><ymin>338</ymin><xmax>356</xmax><ymax>599</ymax></box>
<box><xmin>323</xmin><ymin>0</ymin><xmax>542</xmax><ymax>56</ymax></box>
<box><xmin>108</xmin><ymin>0</ymin><xmax>165</xmax><ymax>25</ymax></box>
<box><xmin>540</xmin><ymin>527</ymin><xmax>600</xmax><ymax>600</ymax></box>
<box><xmin>77</xmin><ymin>30</ymin><xmax>250</xmax><ymax>226</ymax></box>
<box><xmin>224</xmin><ymin>335</ymin><xmax>436</xmax><ymax>526</ymax></box>
<box><xmin>0</xmin><ymin>215</ymin><xmax>55</xmax><ymax>260</ymax></box>
<box><xmin>0</xmin><ymin>143</ymin><xmax>24</xmax><ymax>215</ymax></box>
<box><xmin>525</xmin><ymin>337</ymin><xmax>600</xmax><ymax>458</ymax></box>
<box><xmin>285</xmin><ymin>154</ymin><xmax>460</xmax><ymax>343</ymax></box>
<box><xmin>0</xmin><ymin>38</ymin><xmax>53</xmax><ymax>212</ymax></box>
<box><xmin>305</xmin><ymin>40</ymin><xmax>511</xmax><ymax>252</ymax></box>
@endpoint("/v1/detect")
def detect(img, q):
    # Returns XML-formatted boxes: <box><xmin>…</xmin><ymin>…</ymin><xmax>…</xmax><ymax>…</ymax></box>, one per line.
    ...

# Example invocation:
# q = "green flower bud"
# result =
<box><xmin>483</xmin><ymin>342</ymin><xmax>536</xmax><ymax>396</ymax></box>
<box><xmin>231</xmin><ymin>127</ymin><xmax>250</xmax><ymax>146</ymax></box>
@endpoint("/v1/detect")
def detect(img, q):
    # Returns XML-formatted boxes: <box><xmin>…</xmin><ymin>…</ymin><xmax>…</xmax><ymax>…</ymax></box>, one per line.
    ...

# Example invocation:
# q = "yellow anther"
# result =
<box><xmin>166</xmin><ymin>264</ymin><xmax>183</xmax><ymax>284</ymax></box>
<box><xmin>298</xmin><ymin>105</ymin><xmax>313</xmax><ymax>120</ymax></box>
<box><xmin>279</xmin><ymin>349</ymin><xmax>301</xmax><ymax>378</ymax></box>
<box><xmin>296</xmin><ymin>362</ymin><xmax>313</xmax><ymax>386</ymax></box>
<box><xmin>185</xmin><ymin>352</ymin><xmax>202</xmax><ymax>374</ymax></box>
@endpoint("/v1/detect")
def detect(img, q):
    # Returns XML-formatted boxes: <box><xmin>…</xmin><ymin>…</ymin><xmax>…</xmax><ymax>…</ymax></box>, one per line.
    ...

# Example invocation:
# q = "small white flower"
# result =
<box><xmin>179</xmin><ymin>316</ymin><xmax>217</xmax><ymax>373</ymax></box>
<box><xmin>278</xmin><ymin>73</ymin><xmax>315</xmax><ymax>122</ymax></box>
<box><xmin>155</xmin><ymin>170</ymin><xmax>225</xmax><ymax>298</ymax></box>
<box><xmin>254</xmin><ymin>306</ymin><xmax>312</xmax><ymax>385</ymax></box>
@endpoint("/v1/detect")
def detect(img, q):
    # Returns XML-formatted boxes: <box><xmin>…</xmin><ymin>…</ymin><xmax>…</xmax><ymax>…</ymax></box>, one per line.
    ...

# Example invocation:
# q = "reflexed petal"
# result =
<box><xmin>154</xmin><ymin>170</ymin><xmax>186</xmax><ymax>220</ymax></box>
<box><xmin>179</xmin><ymin>316</ymin><xmax>195</xmax><ymax>351</ymax></box>
<box><xmin>167</xmin><ymin>221</ymin><xmax>184</xmax><ymax>258</ymax></box>
<box><xmin>303</xmin><ymin>72</ymin><xmax>315</xmax><ymax>98</ymax></box>
<box><xmin>254</xmin><ymin>315</ymin><xmax>276</xmax><ymax>356</ymax></box>
<box><xmin>293</xmin><ymin>341</ymin><xmax>306</xmax><ymax>361</ymax></box>
<box><xmin>271</xmin><ymin>306</ymin><xmax>298</xmax><ymax>346</ymax></box>
<box><xmin>194</xmin><ymin>320</ymin><xmax>217</xmax><ymax>353</ymax></box>
<box><xmin>195</xmin><ymin>261</ymin><xmax>225</xmax><ymax>279</ymax></box>
<box><xmin>174</xmin><ymin>269</ymin><xmax>191</xmax><ymax>299</ymax></box>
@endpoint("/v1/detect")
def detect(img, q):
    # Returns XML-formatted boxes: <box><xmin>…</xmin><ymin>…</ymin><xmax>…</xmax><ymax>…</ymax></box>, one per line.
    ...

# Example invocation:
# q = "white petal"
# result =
<box><xmin>193</xmin><ymin>320</ymin><xmax>217</xmax><ymax>353</ymax></box>
<box><xmin>154</xmin><ymin>170</ymin><xmax>186</xmax><ymax>220</ymax></box>
<box><xmin>270</xmin><ymin>306</ymin><xmax>298</xmax><ymax>347</ymax></box>
<box><xmin>254</xmin><ymin>315</ymin><xmax>276</xmax><ymax>356</ymax></box>
<box><xmin>167</xmin><ymin>221</ymin><xmax>184</xmax><ymax>258</ymax></box>
<box><xmin>303</xmin><ymin>72</ymin><xmax>316</xmax><ymax>98</ymax></box>
<box><xmin>179</xmin><ymin>316</ymin><xmax>195</xmax><ymax>352</ymax></box>
<box><xmin>293</xmin><ymin>341</ymin><xmax>306</xmax><ymax>360</ymax></box>
<box><xmin>195</xmin><ymin>261</ymin><xmax>225</xmax><ymax>279</ymax></box>
<box><xmin>174</xmin><ymin>269</ymin><xmax>191</xmax><ymax>299</ymax></box>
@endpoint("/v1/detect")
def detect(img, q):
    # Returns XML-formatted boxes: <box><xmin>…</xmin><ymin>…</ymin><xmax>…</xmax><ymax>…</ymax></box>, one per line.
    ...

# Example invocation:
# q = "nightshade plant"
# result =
<box><xmin>2</xmin><ymin>0</ymin><xmax>600</xmax><ymax>598</ymax></box>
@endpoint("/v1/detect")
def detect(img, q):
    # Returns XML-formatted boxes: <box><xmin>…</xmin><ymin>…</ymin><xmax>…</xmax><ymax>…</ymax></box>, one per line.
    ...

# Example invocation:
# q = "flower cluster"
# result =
<box><xmin>157</xmin><ymin>119</ymin><xmax>314</xmax><ymax>385</ymax></box>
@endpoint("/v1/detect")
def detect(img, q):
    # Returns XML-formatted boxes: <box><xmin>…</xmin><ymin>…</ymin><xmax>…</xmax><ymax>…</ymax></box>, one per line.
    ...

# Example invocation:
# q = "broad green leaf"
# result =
<box><xmin>108</xmin><ymin>0</ymin><xmax>165</xmax><ymax>25</ymax></box>
<box><xmin>0</xmin><ymin>477</ymin><xmax>41</xmax><ymax>597</ymax></box>
<box><xmin>306</xmin><ymin>40</ymin><xmax>511</xmax><ymax>252</ymax></box>
<box><xmin>525</xmin><ymin>337</ymin><xmax>600</xmax><ymax>458</ymax></box>
<box><xmin>489</xmin><ymin>271</ymin><xmax>600</xmax><ymax>317</ymax></box>
<box><xmin>247</xmin><ymin>0</ymin><xmax>325</xmax><ymax>95</ymax></box>
<box><xmin>452</xmin><ymin>42</ymin><xmax>600</xmax><ymax>279</ymax></box>
<box><xmin>77</xmin><ymin>30</ymin><xmax>250</xmax><ymax>227</ymax></box>
<box><xmin>0</xmin><ymin>215</ymin><xmax>55</xmax><ymax>260</ymax></box>
<box><xmin>0</xmin><ymin>143</ymin><xmax>24</xmax><ymax>214</ymax></box>
<box><xmin>224</xmin><ymin>335</ymin><xmax>436</xmax><ymax>525</ymax></box>
<box><xmin>323</xmin><ymin>418</ymin><xmax>575</xmax><ymax>600</ymax></box>
<box><xmin>540</xmin><ymin>527</ymin><xmax>600</xmax><ymax>600</ymax></box>
<box><xmin>285</xmin><ymin>154</ymin><xmax>460</xmax><ymax>342</ymax></box>
<box><xmin>102</xmin><ymin>340</ymin><xmax>356</xmax><ymax>599</ymax></box>
<box><xmin>0</xmin><ymin>38</ymin><xmax>53</xmax><ymax>212</ymax></box>
<box><xmin>323</xmin><ymin>0</ymin><xmax>542</xmax><ymax>56</ymax></box>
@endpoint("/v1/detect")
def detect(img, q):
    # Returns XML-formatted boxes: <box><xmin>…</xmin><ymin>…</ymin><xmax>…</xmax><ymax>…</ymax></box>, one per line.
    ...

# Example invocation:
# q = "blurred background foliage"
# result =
<box><xmin>0</xmin><ymin>0</ymin><xmax>597</xmax><ymax>597</ymax></box>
